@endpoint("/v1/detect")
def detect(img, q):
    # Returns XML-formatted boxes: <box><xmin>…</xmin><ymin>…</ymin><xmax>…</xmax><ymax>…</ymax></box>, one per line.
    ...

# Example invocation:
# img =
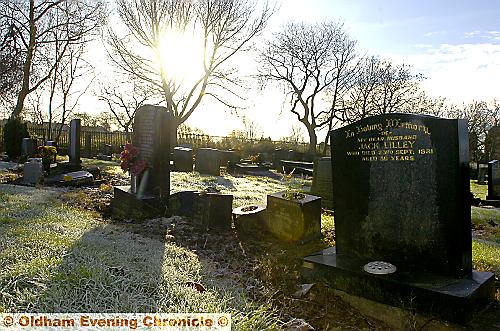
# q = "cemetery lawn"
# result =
<box><xmin>0</xmin><ymin>163</ymin><xmax>498</xmax><ymax>329</ymax></box>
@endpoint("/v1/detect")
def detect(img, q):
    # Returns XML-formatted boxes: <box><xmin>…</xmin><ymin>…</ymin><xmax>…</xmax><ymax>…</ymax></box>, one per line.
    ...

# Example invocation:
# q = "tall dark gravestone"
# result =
<box><xmin>69</xmin><ymin>119</ymin><xmax>81</xmax><ymax>166</ymax></box>
<box><xmin>303</xmin><ymin>113</ymin><xmax>494</xmax><ymax>323</ymax></box>
<box><xmin>111</xmin><ymin>105</ymin><xmax>172</xmax><ymax>219</ymax></box>
<box><xmin>132</xmin><ymin>105</ymin><xmax>172</xmax><ymax>198</ymax></box>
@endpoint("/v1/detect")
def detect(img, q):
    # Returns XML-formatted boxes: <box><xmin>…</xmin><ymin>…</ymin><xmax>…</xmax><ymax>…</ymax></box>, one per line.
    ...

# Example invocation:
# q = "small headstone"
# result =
<box><xmin>196</xmin><ymin>193</ymin><xmax>233</xmax><ymax>230</ymax></box>
<box><xmin>218</xmin><ymin>150</ymin><xmax>240</xmax><ymax>167</ymax></box>
<box><xmin>266</xmin><ymin>191</ymin><xmax>321</xmax><ymax>243</ymax></box>
<box><xmin>23</xmin><ymin>158</ymin><xmax>43</xmax><ymax>185</ymax></box>
<box><xmin>21</xmin><ymin>138</ymin><xmax>37</xmax><ymax>158</ymax></box>
<box><xmin>173</xmin><ymin>147</ymin><xmax>193</xmax><ymax>172</ymax></box>
<box><xmin>195</xmin><ymin>148</ymin><xmax>220</xmax><ymax>176</ymax></box>
<box><xmin>487</xmin><ymin>160</ymin><xmax>500</xmax><ymax>199</ymax></box>
<box><xmin>310</xmin><ymin>157</ymin><xmax>333</xmax><ymax>209</ymax></box>
<box><xmin>45</xmin><ymin>140</ymin><xmax>57</xmax><ymax>147</ymax></box>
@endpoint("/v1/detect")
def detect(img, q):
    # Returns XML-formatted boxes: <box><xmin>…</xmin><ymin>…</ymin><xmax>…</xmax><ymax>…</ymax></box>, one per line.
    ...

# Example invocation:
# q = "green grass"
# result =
<box><xmin>471</xmin><ymin>206</ymin><xmax>500</xmax><ymax>243</ymax></box>
<box><xmin>170</xmin><ymin>171</ymin><xmax>311</xmax><ymax>208</ymax></box>
<box><xmin>0</xmin><ymin>184</ymin><xmax>278</xmax><ymax>329</ymax></box>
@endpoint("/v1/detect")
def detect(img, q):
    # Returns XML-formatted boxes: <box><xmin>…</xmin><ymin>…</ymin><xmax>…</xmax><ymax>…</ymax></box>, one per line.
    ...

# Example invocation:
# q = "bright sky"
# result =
<box><xmin>87</xmin><ymin>0</ymin><xmax>500</xmax><ymax>141</ymax></box>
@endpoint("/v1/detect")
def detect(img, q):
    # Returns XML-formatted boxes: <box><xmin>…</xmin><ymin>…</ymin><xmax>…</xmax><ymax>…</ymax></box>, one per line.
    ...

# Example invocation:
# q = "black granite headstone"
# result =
<box><xmin>303</xmin><ymin>113</ymin><xmax>494</xmax><ymax>322</ymax></box>
<box><xmin>68</xmin><ymin>119</ymin><xmax>81</xmax><ymax>166</ymax></box>
<box><xmin>132</xmin><ymin>105</ymin><xmax>172</xmax><ymax>199</ymax></box>
<box><xmin>487</xmin><ymin>160</ymin><xmax>500</xmax><ymax>200</ymax></box>
<box><xmin>331</xmin><ymin>114</ymin><xmax>472</xmax><ymax>275</ymax></box>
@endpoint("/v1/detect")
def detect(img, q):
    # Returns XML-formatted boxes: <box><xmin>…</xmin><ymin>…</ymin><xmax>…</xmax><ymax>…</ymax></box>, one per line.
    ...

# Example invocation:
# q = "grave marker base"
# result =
<box><xmin>303</xmin><ymin>247</ymin><xmax>495</xmax><ymax>324</ymax></box>
<box><xmin>112</xmin><ymin>186</ymin><xmax>166</xmax><ymax>220</ymax></box>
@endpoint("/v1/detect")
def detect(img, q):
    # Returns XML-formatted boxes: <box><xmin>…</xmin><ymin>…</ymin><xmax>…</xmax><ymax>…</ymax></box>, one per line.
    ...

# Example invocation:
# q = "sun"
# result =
<box><xmin>157</xmin><ymin>30</ymin><xmax>205</xmax><ymax>85</ymax></box>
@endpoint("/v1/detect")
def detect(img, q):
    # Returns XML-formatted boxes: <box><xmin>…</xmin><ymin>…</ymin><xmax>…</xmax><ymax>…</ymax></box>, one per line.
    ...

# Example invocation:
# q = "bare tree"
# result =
<box><xmin>0</xmin><ymin>0</ymin><xmax>105</xmax><ymax>119</ymax></box>
<box><xmin>258</xmin><ymin>21</ymin><xmax>354</xmax><ymax>155</ymax></box>
<box><xmin>335</xmin><ymin>57</ymin><xmax>424</xmax><ymax>124</ymax></box>
<box><xmin>98</xmin><ymin>82</ymin><xmax>158</xmax><ymax>136</ymax></box>
<box><xmin>107</xmin><ymin>0</ymin><xmax>273</xmax><ymax>136</ymax></box>
<box><xmin>0</xmin><ymin>10</ymin><xmax>23</xmax><ymax>101</ymax></box>
<box><xmin>242</xmin><ymin>115</ymin><xmax>262</xmax><ymax>140</ymax></box>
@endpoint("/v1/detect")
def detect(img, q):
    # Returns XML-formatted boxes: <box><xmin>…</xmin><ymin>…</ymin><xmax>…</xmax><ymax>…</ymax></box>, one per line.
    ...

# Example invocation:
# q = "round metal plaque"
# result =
<box><xmin>363</xmin><ymin>261</ymin><xmax>397</xmax><ymax>275</ymax></box>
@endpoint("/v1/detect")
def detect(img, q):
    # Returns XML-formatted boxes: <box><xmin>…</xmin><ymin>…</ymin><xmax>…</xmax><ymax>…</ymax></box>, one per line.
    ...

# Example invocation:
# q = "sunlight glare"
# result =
<box><xmin>158</xmin><ymin>30</ymin><xmax>204</xmax><ymax>85</ymax></box>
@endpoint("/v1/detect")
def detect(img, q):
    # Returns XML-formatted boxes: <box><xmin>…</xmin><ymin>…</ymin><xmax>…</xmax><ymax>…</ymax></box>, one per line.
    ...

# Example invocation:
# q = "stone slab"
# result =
<box><xmin>44</xmin><ymin>170</ymin><xmax>93</xmax><ymax>186</ymax></box>
<box><xmin>303</xmin><ymin>248</ymin><xmax>495</xmax><ymax>324</ymax></box>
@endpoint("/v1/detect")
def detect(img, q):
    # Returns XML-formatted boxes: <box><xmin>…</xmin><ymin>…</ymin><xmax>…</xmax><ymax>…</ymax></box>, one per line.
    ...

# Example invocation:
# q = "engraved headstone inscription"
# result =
<box><xmin>303</xmin><ymin>113</ymin><xmax>494</xmax><ymax>323</ymax></box>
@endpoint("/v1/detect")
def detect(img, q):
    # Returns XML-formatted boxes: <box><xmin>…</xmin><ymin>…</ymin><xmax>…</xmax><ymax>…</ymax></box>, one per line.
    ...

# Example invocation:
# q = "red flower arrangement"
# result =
<box><xmin>120</xmin><ymin>143</ymin><xmax>148</xmax><ymax>176</ymax></box>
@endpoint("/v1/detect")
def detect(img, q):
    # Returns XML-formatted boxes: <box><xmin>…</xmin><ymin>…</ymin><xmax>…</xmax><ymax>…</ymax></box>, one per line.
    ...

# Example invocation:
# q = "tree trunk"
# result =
<box><xmin>12</xmin><ymin>0</ymin><xmax>35</xmax><ymax>119</ymax></box>
<box><xmin>305</xmin><ymin>124</ymin><xmax>317</xmax><ymax>156</ymax></box>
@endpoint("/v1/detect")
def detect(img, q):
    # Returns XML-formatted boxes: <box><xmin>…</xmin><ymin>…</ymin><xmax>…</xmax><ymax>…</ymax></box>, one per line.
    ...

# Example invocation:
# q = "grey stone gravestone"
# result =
<box><xmin>21</xmin><ymin>138</ymin><xmax>37</xmax><ymax>158</ymax></box>
<box><xmin>487</xmin><ymin>160</ymin><xmax>500</xmax><ymax>200</ymax></box>
<box><xmin>173</xmin><ymin>147</ymin><xmax>193</xmax><ymax>172</ymax></box>
<box><xmin>195</xmin><ymin>148</ymin><xmax>220</xmax><ymax>176</ymax></box>
<box><xmin>310</xmin><ymin>157</ymin><xmax>333</xmax><ymax>209</ymax></box>
<box><xmin>303</xmin><ymin>113</ymin><xmax>494</xmax><ymax>323</ymax></box>
<box><xmin>23</xmin><ymin>158</ymin><xmax>43</xmax><ymax>185</ymax></box>
<box><xmin>132</xmin><ymin>105</ymin><xmax>172</xmax><ymax>198</ymax></box>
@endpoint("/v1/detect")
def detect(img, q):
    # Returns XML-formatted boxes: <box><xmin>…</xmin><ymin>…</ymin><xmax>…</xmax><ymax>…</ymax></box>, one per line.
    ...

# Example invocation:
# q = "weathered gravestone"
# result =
<box><xmin>487</xmin><ymin>160</ymin><xmax>500</xmax><ymax>200</ymax></box>
<box><xmin>112</xmin><ymin>105</ymin><xmax>172</xmax><ymax>219</ymax></box>
<box><xmin>195</xmin><ymin>148</ymin><xmax>220</xmax><ymax>176</ymax></box>
<box><xmin>310</xmin><ymin>157</ymin><xmax>333</xmax><ymax>209</ymax></box>
<box><xmin>23</xmin><ymin>158</ymin><xmax>43</xmax><ymax>185</ymax></box>
<box><xmin>21</xmin><ymin>138</ymin><xmax>37</xmax><ymax>158</ymax></box>
<box><xmin>173</xmin><ymin>147</ymin><xmax>193</xmax><ymax>172</ymax></box>
<box><xmin>303</xmin><ymin>113</ymin><xmax>494</xmax><ymax>323</ymax></box>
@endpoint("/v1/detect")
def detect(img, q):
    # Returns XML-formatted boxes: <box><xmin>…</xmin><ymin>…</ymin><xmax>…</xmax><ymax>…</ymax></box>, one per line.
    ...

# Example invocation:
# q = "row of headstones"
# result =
<box><xmin>173</xmin><ymin>147</ymin><xmax>314</xmax><ymax>175</ymax></box>
<box><xmin>173</xmin><ymin>147</ymin><xmax>240</xmax><ymax>174</ymax></box>
<box><xmin>23</xmin><ymin>119</ymin><xmax>85</xmax><ymax>185</ymax></box>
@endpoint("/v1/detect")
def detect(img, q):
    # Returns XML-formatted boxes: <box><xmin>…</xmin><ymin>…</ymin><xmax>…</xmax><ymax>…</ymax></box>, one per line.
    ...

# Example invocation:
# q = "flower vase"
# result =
<box><xmin>130</xmin><ymin>174</ymin><xmax>137</xmax><ymax>194</ymax></box>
